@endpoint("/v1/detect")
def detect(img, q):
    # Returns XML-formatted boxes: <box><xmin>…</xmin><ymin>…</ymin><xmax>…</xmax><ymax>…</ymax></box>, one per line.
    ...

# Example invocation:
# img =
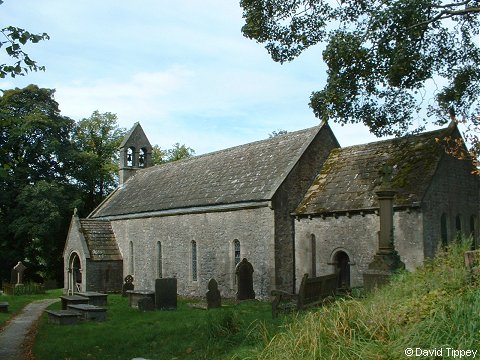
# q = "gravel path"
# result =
<box><xmin>0</xmin><ymin>298</ymin><xmax>59</xmax><ymax>360</ymax></box>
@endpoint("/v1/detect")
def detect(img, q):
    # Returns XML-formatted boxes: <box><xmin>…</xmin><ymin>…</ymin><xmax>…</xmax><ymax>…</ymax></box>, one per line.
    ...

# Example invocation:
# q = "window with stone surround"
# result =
<box><xmin>191</xmin><ymin>240</ymin><xmax>198</xmax><ymax>281</ymax></box>
<box><xmin>234</xmin><ymin>239</ymin><xmax>241</xmax><ymax>267</ymax></box>
<box><xmin>470</xmin><ymin>215</ymin><xmax>477</xmax><ymax>249</ymax></box>
<box><xmin>311</xmin><ymin>234</ymin><xmax>316</xmax><ymax>277</ymax></box>
<box><xmin>456</xmin><ymin>214</ymin><xmax>462</xmax><ymax>235</ymax></box>
<box><xmin>129</xmin><ymin>241</ymin><xmax>134</xmax><ymax>275</ymax></box>
<box><xmin>157</xmin><ymin>241</ymin><xmax>163</xmax><ymax>278</ymax></box>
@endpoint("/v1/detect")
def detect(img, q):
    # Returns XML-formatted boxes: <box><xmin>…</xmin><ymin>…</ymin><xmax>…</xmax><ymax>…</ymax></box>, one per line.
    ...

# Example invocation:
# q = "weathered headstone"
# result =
<box><xmin>236</xmin><ymin>258</ymin><xmax>255</xmax><ymax>300</ymax></box>
<box><xmin>464</xmin><ymin>250</ymin><xmax>480</xmax><ymax>281</ymax></box>
<box><xmin>206</xmin><ymin>278</ymin><xmax>221</xmax><ymax>309</ymax></box>
<box><xmin>138</xmin><ymin>297</ymin><xmax>155</xmax><ymax>312</ymax></box>
<box><xmin>122</xmin><ymin>275</ymin><xmax>134</xmax><ymax>297</ymax></box>
<box><xmin>12</xmin><ymin>261</ymin><xmax>27</xmax><ymax>286</ymax></box>
<box><xmin>155</xmin><ymin>278</ymin><xmax>177</xmax><ymax>310</ymax></box>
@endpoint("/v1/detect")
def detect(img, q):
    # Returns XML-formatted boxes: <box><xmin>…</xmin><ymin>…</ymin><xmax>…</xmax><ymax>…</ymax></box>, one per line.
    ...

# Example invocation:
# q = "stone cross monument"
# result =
<box><xmin>363</xmin><ymin>167</ymin><xmax>405</xmax><ymax>291</ymax></box>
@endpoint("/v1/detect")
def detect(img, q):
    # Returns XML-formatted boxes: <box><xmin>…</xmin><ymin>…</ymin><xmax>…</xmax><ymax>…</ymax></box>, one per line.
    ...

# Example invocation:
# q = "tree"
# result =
<box><xmin>152</xmin><ymin>143</ymin><xmax>195</xmax><ymax>165</ymax></box>
<box><xmin>241</xmin><ymin>0</ymin><xmax>480</xmax><ymax>163</ymax></box>
<box><xmin>0</xmin><ymin>85</ymin><xmax>75</xmax><ymax>282</ymax></box>
<box><xmin>269</xmin><ymin>129</ymin><xmax>288</xmax><ymax>138</ymax></box>
<box><xmin>0</xmin><ymin>1</ymin><xmax>49</xmax><ymax>78</ymax></box>
<box><xmin>70</xmin><ymin>111</ymin><xmax>126</xmax><ymax>212</ymax></box>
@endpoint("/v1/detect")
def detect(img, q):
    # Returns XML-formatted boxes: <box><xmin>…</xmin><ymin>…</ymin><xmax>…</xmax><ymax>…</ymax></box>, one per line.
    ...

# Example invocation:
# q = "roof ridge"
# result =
<box><xmin>339</xmin><ymin>126</ymin><xmax>449</xmax><ymax>151</ymax></box>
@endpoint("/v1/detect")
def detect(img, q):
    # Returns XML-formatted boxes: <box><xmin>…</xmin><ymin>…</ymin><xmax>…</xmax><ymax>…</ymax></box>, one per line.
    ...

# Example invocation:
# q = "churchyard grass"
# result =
<box><xmin>33</xmin><ymin>296</ymin><xmax>283</xmax><ymax>359</ymax></box>
<box><xmin>30</xmin><ymin>240</ymin><xmax>480</xmax><ymax>359</ymax></box>
<box><xmin>249</xmin><ymin>240</ymin><xmax>480</xmax><ymax>359</ymax></box>
<box><xmin>0</xmin><ymin>289</ymin><xmax>62</xmax><ymax>328</ymax></box>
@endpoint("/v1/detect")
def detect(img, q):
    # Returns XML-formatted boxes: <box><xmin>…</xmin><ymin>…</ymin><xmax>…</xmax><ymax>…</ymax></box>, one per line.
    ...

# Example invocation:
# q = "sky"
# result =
<box><xmin>2</xmin><ymin>0</ymin><xmax>390</xmax><ymax>154</ymax></box>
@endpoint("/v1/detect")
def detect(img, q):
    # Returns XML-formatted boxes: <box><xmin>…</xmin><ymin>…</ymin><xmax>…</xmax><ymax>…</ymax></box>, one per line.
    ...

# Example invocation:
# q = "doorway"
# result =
<box><xmin>68</xmin><ymin>252</ymin><xmax>82</xmax><ymax>294</ymax></box>
<box><xmin>334</xmin><ymin>251</ymin><xmax>350</xmax><ymax>290</ymax></box>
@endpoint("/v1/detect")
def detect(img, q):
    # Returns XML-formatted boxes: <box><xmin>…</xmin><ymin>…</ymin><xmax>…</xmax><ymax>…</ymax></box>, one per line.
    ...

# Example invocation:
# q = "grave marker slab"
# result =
<box><xmin>75</xmin><ymin>291</ymin><xmax>108</xmax><ymax>307</ymax></box>
<box><xmin>236</xmin><ymin>258</ymin><xmax>255</xmax><ymax>300</ymax></box>
<box><xmin>206</xmin><ymin>278</ymin><xmax>221</xmax><ymax>309</ymax></box>
<box><xmin>67</xmin><ymin>304</ymin><xmax>107</xmax><ymax>322</ymax></box>
<box><xmin>60</xmin><ymin>295</ymin><xmax>89</xmax><ymax>310</ymax></box>
<box><xmin>155</xmin><ymin>278</ymin><xmax>177</xmax><ymax>310</ymax></box>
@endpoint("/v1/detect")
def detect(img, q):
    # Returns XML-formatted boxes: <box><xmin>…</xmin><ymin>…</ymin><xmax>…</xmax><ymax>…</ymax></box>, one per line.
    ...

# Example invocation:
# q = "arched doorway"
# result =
<box><xmin>68</xmin><ymin>252</ymin><xmax>82</xmax><ymax>295</ymax></box>
<box><xmin>334</xmin><ymin>251</ymin><xmax>350</xmax><ymax>291</ymax></box>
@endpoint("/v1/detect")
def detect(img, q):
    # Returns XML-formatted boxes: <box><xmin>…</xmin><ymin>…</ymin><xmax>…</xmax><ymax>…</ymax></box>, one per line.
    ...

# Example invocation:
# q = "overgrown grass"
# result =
<box><xmin>0</xmin><ymin>288</ymin><xmax>62</xmax><ymax>328</ymax></box>
<box><xmin>33</xmin><ymin>297</ymin><xmax>282</xmax><ymax>359</ymax></box>
<box><xmin>247</xmin><ymin>241</ymin><xmax>480</xmax><ymax>359</ymax></box>
<box><xmin>31</xmin><ymin>241</ymin><xmax>480</xmax><ymax>359</ymax></box>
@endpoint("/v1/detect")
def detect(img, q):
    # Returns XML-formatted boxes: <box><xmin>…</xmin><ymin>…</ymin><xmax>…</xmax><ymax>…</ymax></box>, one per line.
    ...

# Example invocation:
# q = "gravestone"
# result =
<box><xmin>206</xmin><ymin>278</ymin><xmax>221</xmax><ymax>309</ymax></box>
<box><xmin>138</xmin><ymin>297</ymin><xmax>155</xmax><ymax>312</ymax></box>
<box><xmin>155</xmin><ymin>278</ymin><xmax>177</xmax><ymax>310</ymax></box>
<box><xmin>236</xmin><ymin>258</ymin><xmax>255</xmax><ymax>300</ymax></box>
<box><xmin>122</xmin><ymin>275</ymin><xmax>134</xmax><ymax>297</ymax></box>
<box><xmin>12</xmin><ymin>261</ymin><xmax>27</xmax><ymax>286</ymax></box>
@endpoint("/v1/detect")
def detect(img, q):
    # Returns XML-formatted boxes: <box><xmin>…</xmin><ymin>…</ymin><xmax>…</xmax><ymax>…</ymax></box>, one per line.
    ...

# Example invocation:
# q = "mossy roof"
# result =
<box><xmin>91</xmin><ymin>125</ymin><xmax>324</xmax><ymax>218</ymax></box>
<box><xmin>79</xmin><ymin>219</ymin><xmax>122</xmax><ymax>261</ymax></box>
<box><xmin>295</xmin><ymin>126</ymin><xmax>454</xmax><ymax>215</ymax></box>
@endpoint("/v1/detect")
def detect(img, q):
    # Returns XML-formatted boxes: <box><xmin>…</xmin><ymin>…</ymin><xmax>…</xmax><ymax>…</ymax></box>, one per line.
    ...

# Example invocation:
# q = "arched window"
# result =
<box><xmin>311</xmin><ymin>234</ymin><xmax>316</xmax><ymax>277</ymax></box>
<box><xmin>234</xmin><ymin>239</ymin><xmax>241</xmax><ymax>267</ymax></box>
<box><xmin>470</xmin><ymin>215</ymin><xmax>476</xmax><ymax>235</ymax></box>
<box><xmin>157</xmin><ymin>241</ymin><xmax>163</xmax><ymax>278</ymax></box>
<box><xmin>129</xmin><ymin>241</ymin><xmax>134</xmax><ymax>275</ymax></box>
<box><xmin>139</xmin><ymin>148</ymin><xmax>146</xmax><ymax>167</ymax></box>
<box><xmin>470</xmin><ymin>215</ymin><xmax>477</xmax><ymax>249</ymax></box>
<box><xmin>456</xmin><ymin>214</ymin><xmax>462</xmax><ymax>234</ymax></box>
<box><xmin>441</xmin><ymin>213</ymin><xmax>448</xmax><ymax>247</ymax></box>
<box><xmin>191</xmin><ymin>240</ymin><xmax>198</xmax><ymax>281</ymax></box>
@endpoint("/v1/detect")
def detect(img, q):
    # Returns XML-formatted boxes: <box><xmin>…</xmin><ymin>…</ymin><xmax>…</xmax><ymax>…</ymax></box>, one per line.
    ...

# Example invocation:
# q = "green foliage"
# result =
<box><xmin>33</xmin><ymin>297</ymin><xmax>279</xmax><ymax>359</ymax></box>
<box><xmin>0</xmin><ymin>289</ymin><xmax>61</xmax><ymax>328</ymax></box>
<box><xmin>249</xmin><ymin>240</ymin><xmax>479</xmax><ymax>359</ymax></box>
<box><xmin>70</xmin><ymin>111</ymin><xmax>126</xmax><ymax>212</ymax></box>
<box><xmin>268</xmin><ymin>129</ymin><xmax>288</xmax><ymax>138</ymax></box>
<box><xmin>0</xmin><ymin>85</ymin><xmax>76</xmax><ymax>282</ymax></box>
<box><xmin>2</xmin><ymin>282</ymin><xmax>45</xmax><ymax>296</ymax></box>
<box><xmin>0</xmin><ymin>88</ymin><xmax>126</xmax><ymax>285</ymax></box>
<box><xmin>0</xmin><ymin>0</ymin><xmax>49</xmax><ymax>78</ymax></box>
<box><xmin>241</xmin><ymin>0</ymin><xmax>480</xmax><ymax>138</ymax></box>
<box><xmin>152</xmin><ymin>142</ymin><xmax>195</xmax><ymax>165</ymax></box>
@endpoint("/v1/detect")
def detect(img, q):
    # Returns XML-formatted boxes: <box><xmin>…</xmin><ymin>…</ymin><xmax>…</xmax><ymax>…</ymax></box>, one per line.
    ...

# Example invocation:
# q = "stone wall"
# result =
<box><xmin>272</xmin><ymin>124</ymin><xmax>339</xmax><ymax>293</ymax></box>
<box><xmin>421</xmin><ymin>153</ymin><xmax>479</xmax><ymax>257</ymax></box>
<box><xmin>85</xmin><ymin>260</ymin><xmax>123</xmax><ymax>292</ymax></box>
<box><xmin>111</xmin><ymin>206</ymin><xmax>275</xmax><ymax>298</ymax></box>
<box><xmin>294</xmin><ymin>210</ymin><xmax>424</xmax><ymax>291</ymax></box>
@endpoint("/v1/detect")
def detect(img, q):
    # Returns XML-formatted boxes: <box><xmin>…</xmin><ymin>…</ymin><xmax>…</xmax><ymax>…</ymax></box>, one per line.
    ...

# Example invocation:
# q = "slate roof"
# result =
<box><xmin>91</xmin><ymin>125</ymin><xmax>324</xmax><ymax>218</ymax></box>
<box><xmin>295</xmin><ymin>126</ymin><xmax>456</xmax><ymax>215</ymax></box>
<box><xmin>79</xmin><ymin>219</ymin><xmax>122</xmax><ymax>260</ymax></box>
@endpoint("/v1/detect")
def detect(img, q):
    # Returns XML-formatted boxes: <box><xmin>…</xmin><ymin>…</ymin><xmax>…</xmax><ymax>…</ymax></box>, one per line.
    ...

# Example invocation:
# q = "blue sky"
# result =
<box><xmin>2</xmin><ymin>0</ymin><xmax>386</xmax><ymax>154</ymax></box>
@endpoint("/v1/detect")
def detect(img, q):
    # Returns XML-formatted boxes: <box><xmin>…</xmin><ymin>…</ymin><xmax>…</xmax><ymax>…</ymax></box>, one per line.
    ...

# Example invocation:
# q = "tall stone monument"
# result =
<box><xmin>363</xmin><ymin>168</ymin><xmax>405</xmax><ymax>291</ymax></box>
<box><xmin>12</xmin><ymin>261</ymin><xmax>27</xmax><ymax>287</ymax></box>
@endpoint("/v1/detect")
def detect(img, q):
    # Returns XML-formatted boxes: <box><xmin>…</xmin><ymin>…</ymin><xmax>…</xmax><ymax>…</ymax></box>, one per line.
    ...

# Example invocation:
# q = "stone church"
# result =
<box><xmin>63</xmin><ymin>121</ymin><xmax>478</xmax><ymax>297</ymax></box>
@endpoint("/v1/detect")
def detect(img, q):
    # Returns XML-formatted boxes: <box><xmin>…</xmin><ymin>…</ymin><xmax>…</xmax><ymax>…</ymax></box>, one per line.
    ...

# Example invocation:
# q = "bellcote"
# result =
<box><xmin>119</xmin><ymin>122</ymin><xmax>152</xmax><ymax>185</ymax></box>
